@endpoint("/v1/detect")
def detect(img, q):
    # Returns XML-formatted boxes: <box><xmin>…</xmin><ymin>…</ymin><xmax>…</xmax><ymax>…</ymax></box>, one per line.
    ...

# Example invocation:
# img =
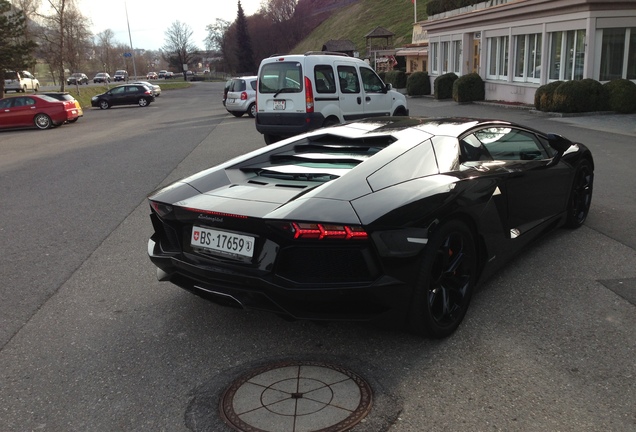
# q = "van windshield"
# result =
<box><xmin>259</xmin><ymin>62</ymin><xmax>302</xmax><ymax>94</ymax></box>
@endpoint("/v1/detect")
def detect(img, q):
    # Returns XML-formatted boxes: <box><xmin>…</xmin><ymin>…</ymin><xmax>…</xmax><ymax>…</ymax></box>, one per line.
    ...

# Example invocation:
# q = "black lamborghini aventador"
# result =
<box><xmin>147</xmin><ymin>117</ymin><xmax>594</xmax><ymax>338</ymax></box>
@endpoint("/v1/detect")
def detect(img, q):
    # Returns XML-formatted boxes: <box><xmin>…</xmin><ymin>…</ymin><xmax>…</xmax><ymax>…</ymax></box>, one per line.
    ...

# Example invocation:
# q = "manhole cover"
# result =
<box><xmin>220</xmin><ymin>360</ymin><xmax>373</xmax><ymax>432</ymax></box>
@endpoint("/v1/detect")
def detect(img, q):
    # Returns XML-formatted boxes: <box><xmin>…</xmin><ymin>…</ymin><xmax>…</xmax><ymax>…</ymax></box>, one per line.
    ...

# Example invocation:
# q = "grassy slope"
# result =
<box><xmin>292</xmin><ymin>0</ymin><xmax>428</xmax><ymax>55</ymax></box>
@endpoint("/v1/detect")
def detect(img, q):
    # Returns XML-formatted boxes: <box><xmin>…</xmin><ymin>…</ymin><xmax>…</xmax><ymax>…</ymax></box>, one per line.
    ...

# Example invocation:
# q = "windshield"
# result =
<box><xmin>259</xmin><ymin>62</ymin><xmax>302</xmax><ymax>94</ymax></box>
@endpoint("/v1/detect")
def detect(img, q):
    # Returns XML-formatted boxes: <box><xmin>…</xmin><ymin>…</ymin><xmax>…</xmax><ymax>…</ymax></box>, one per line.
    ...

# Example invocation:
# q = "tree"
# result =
<box><xmin>0</xmin><ymin>0</ymin><xmax>37</xmax><ymax>96</ymax></box>
<box><xmin>162</xmin><ymin>20</ymin><xmax>198</xmax><ymax>80</ymax></box>
<box><xmin>236</xmin><ymin>0</ymin><xmax>256</xmax><ymax>74</ymax></box>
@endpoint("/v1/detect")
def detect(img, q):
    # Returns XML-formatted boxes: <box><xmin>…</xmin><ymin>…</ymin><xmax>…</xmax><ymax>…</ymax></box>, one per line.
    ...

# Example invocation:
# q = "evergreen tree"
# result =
<box><xmin>236</xmin><ymin>0</ymin><xmax>256</xmax><ymax>74</ymax></box>
<box><xmin>0</xmin><ymin>0</ymin><xmax>37</xmax><ymax>96</ymax></box>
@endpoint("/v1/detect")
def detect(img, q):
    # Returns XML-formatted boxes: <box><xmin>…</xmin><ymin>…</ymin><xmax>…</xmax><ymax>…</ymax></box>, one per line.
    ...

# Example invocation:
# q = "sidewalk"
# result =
<box><xmin>408</xmin><ymin>96</ymin><xmax>636</xmax><ymax>137</ymax></box>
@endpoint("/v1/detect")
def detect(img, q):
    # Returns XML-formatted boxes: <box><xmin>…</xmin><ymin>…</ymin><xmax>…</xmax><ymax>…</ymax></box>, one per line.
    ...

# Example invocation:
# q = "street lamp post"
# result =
<box><xmin>125</xmin><ymin>0</ymin><xmax>138</xmax><ymax>79</ymax></box>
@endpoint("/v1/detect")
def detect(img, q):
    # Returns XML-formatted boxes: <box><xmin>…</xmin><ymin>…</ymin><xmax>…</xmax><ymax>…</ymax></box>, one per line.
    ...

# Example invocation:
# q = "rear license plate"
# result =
<box><xmin>273</xmin><ymin>100</ymin><xmax>286</xmax><ymax>110</ymax></box>
<box><xmin>228</xmin><ymin>98</ymin><xmax>235</xmax><ymax>103</ymax></box>
<box><xmin>191</xmin><ymin>226</ymin><xmax>255</xmax><ymax>259</ymax></box>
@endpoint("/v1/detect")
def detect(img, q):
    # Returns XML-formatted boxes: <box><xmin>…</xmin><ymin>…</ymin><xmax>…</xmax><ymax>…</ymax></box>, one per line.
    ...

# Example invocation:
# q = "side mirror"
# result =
<box><xmin>546</xmin><ymin>133</ymin><xmax>573</xmax><ymax>154</ymax></box>
<box><xmin>385</xmin><ymin>83</ymin><xmax>392</xmax><ymax>91</ymax></box>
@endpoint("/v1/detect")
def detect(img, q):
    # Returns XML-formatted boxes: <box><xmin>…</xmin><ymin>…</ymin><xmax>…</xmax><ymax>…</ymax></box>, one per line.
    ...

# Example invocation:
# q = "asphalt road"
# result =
<box><xmin>1</xmin><ymin>83</ymin><xmax>634</xmax><ymax>431</ymax></box>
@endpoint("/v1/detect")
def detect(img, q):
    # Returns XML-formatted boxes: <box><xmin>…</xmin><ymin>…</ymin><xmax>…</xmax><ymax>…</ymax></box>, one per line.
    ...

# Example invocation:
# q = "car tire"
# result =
<box><xmin>392</xmin><ymin>106</ymin><xmax>408</xmax><ymax>116</ymax></box>
<box><xmin>34</xmin><ymin>113</ymin><xmax>52</xmax><ymax>130</ymax></box>
<box><xmin>322</xmin><ymin>117</ymin><xmax>339</xmax><ymax>128</ymax></box>
<box><xmin>247</xmin><ymin>103</ymin><xmax>256</xmax><ymax>118</ymax></box>
<box><xmin>408</xmin><ymin>220</ymin><xmax>477</xmax><ymax>338</ymax></box>
<box><xmin>264</xmin><ymin>134</ymin><xmax>281</xmax><ymax>145</ymax></box>
<box><xmin>34</xmin><ymin>84</ymin><xmax>39</xmax><ymax>92</ymax></box>
<box><xmin>138</xmin><ymin>98</ymin><xmax>149</xmax><ymax>107</ymax></box>
<box><xmin>565</xmin><ymin>159</ymin><xmax>594</xmax><ymax>229</ymax></box>
<box><xmin>22</xmin><ymin>85</ymin><xmax>27</xmax><ymax>93</ymax></box>
<box><xmin>98</xmin><ymin>100</ymin><xmax>110</xmax><ymax>110</ymax></box>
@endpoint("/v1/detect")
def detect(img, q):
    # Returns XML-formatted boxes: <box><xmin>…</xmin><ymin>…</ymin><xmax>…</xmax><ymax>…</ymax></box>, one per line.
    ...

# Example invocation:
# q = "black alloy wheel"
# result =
<box><xmin>565</xmin><ymin>159</ymin><xmax>594</xmax><ymax>228</ymax></box>
<box><xmin>409</xmin><ymin>220</ymin><xmax>477</xmax><ymax>338</ymax></box>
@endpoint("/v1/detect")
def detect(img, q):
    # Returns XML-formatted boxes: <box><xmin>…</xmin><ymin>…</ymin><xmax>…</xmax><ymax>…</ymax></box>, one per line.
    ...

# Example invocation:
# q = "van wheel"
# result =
<box><xmin>393</xmin><ymin>106</ymin><xmax>408</xmax><ymax>116</ymax></box>
<box><xmin>264</xmin><ymin>135</ymin><xmax>281</xmax><ymax>145</ymax></box>
<box><xmin>322</xmin><ymin>117</ymin><xmax>339</xmax><ymax>128</ymax></box>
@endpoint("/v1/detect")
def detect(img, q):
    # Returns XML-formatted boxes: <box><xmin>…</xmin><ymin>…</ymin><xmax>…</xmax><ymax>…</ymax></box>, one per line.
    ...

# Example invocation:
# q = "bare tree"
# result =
<box><xmin>261</xmin><ymin>0</ymin><xmax>296</xmax><ymax>24</ymax></box>
<box><xmin>162</xmin><ymin>20</ymin><xmax>198</xmax><ymax>79</ymax></box>
<box><xmin>94</xmin><ymin>29</ymin><xmax>117</xmax><ymax>74</ymax></box>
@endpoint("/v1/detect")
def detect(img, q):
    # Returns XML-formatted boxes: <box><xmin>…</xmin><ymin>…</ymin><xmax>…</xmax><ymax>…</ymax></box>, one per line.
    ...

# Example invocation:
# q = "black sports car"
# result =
<box><xmin>147</xmin><ymin>117</ymin><xmax>594</xmax><ymax>337</ymax></box>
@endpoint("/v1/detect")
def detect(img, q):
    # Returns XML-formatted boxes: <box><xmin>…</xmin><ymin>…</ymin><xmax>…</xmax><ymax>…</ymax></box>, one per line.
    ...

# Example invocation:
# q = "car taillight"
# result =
<box><xmin>274</xmin><ymin>222</ymin><xmax>368</xmax><ymax>240</ymax></box>
<box><xmin>304</xmin><ymin>76</ymin><xmax>314</xmax><ymax>113</ymax></box>
<box><xmin>145</xmin><ymin>90</ymin><xmax>152</xmax><ymax>95</ymax></box>
<box><xmin>150</xmin><ymin>201</ymin><xmax>173</xmax><ymax>217</ymax></box>
<box><xmin>241</xmin><ymin>91</ymin><xmax>248</xmax><ymax>100</ymax></box>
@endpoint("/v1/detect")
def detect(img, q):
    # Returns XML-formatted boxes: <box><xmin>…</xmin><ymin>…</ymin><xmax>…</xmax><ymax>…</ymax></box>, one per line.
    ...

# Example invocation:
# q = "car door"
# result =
<box><xmin>335</xmin><ymin>63</ymin><xmax>364</xmax><ymax>121</ymax></box>
<box><xmin>6</xmin><ymin>97</ymin><xmax>35</xmax><ymax>127</ymax></box>
<box><xmin>465</xmin><ymin>127</ymin><xmax>571</xmax><ymax>235</ymax></box>
<box><xmin>0</xmin><ymin>98</ymin><xmax>16</xmax><ymax>127</ymax></box>
<box><xmin>359</xmin><ymin>66</ymin><xmax>392</xmax><ymax>117</ymax></box>
<box><xmin>108</xmin><ymin>86</ymin><xmax>126</xmax><ymax>105</ymax></box>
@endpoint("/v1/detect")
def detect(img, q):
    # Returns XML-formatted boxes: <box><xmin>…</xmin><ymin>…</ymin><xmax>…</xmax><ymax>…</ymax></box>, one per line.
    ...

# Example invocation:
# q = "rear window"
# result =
<box><xmin>230</xmin><ymin>79</ymin><xmax>247</xmax><ymax>92</ymax></box>
<box><xmin>259</xmin><ymin>62</ymin><xmax>302</xmax><ymax>94</ymax></box>
<box><xmin>5</xmin><ymin>71</ymin><xmax>18</xmax><ymax>80</ymax></box>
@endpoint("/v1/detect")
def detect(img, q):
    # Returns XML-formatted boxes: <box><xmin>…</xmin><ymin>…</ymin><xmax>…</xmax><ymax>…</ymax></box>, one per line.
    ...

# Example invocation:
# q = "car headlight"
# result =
<box><xmin>91</xmin><ymin>96</ymin><xmax>97</xmax><ymax>101</ymax></box>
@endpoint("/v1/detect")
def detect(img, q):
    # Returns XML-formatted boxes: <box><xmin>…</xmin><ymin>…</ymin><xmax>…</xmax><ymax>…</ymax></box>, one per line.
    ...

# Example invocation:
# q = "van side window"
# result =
<box><xmin>337</xmin><ymin>66</ymin><xmax>360</xmax><ymax>94</ymax></box>
<box><xmin>360</xmin><ymin>67</ymin><xmax>385</xmax><ymax>93</ymax></box>
<box><xmin>314</xmin><ymin>65</ymin><xmax>336</xmax><ymax>93</ymax></box>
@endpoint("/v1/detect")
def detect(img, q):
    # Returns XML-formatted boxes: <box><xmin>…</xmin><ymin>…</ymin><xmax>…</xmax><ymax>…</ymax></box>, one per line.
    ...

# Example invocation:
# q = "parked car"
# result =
<box><xmin>225</xmin><ymin>76</ymin><xmax>257</xmax><ymax>118</ymax></box>
<box><xmin>0</xmin><ymin>94</ymin><xmax>79</xmax><ymax>129</ymax></box>
<box><xmin>256</xmin><ymin>52</ymin><xmax>408</xmax><ymax>144</ymax></box>
<box><xmin>146</xmin><ymin>72</ymin><xmax>158</xmax><ymax>80</ymax></box>
<box><xmin>42</xmin><ymin>92</ymin><xmax>83</xmax><ymax>121</ymax></box>
<box><xmin>67</xmin><ymin>73</ymin><xmax>89</xmax><ymax>85</ymax></box>
<box><xmin>146</xmin><ymin>117</ymin><xmax>594</xmax><ymax>338</ymax></box>
<box><xmin>90</xmin><ymin>84</ymin><xmax>155</xmax><ymax>109</ymax></box>
<box><xmin>164</xmin><ymin>71</ymin><xmax>175</xmax><ymax>79</ymax></box>
<box><xmin>4</xmin><ymin>70</ymin><xmax>40</xmax><ymax>93</ymax></box>
<box><xmin>131</xmin><ymin>80</ymin><xmax>161</xmax><ymax>97</ymax></box>
<box><xmin>93</xmin><ymin>72</ymin><xmax>111</xmax><ymax>83</ymax></box>
<box><xmin>158</xmin><ymin>70</ymin><xmax>168</xmax><ymax>78</ymax></box>
<box><xmin>113</xmin><ymin>70</ymin><xmax>129</xmax><ymax>82</ymax></box>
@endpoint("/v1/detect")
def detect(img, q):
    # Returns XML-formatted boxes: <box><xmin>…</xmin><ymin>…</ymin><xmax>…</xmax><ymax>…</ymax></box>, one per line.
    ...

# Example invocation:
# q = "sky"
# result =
<box><xmin>79</xmin><ymin>0</ymin><xmax>263</xmax><ymax>51</ymax></box>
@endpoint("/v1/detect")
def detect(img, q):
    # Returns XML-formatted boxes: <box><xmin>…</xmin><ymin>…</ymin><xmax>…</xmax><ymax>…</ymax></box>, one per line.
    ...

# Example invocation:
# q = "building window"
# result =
<box><xmin>442</xmin><ymin>41</ymin><xmax>450</xmax><ymax>73</ymax></box>
<box><xmin>513</xmin><ymin>33</ymin><xmax>542</xmax><ymax>83</ymax></box>
<box><xmin>600</xmin><ymin>28</ymin><xmax>636</xmax><ymax>81</ymax></box>
<box><xmin>453</xmin><ymin>40</ymin><xmax>462</xmax><ymax>74</ymax></box>
<box><xmin>486</xmin><ymin>36</ymin><xmax>508</xmax><ymax>80</ymax></box>
<box><xmin>549</xmin><ymin>30</ymin><xmax>585</xmax><ymax>81</ymax></box>
<box><xmin>431</xmin><ymin>42</ymin><xmax>439</xmax><ymax>74</ymax></box>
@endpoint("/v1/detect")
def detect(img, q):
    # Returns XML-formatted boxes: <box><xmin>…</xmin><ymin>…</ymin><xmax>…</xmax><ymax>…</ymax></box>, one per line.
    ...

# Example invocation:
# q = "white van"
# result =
<box><xmin>4</xmin><ymin>70</ymin><xmax>40</xmax><ymax>93</ymax></box>
<box><xmin>255</xmin><ymin>52</ymin><xmax>408</xmax><ymax>144</ymax></box>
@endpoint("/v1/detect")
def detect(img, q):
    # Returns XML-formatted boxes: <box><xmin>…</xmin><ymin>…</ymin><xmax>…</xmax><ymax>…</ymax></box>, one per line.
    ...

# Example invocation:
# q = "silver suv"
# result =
<box><xmin>225</xmin><ymin>76</ymin><xmax>257</xmax><ymax>118</ymax></box>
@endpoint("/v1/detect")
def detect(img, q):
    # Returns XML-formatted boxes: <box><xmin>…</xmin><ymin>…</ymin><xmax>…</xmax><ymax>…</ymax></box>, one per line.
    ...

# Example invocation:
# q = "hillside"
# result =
<box><xmin>292</xmin><ymin>0</ymin><xmax>429</xmax><ymax>56</ymax></box>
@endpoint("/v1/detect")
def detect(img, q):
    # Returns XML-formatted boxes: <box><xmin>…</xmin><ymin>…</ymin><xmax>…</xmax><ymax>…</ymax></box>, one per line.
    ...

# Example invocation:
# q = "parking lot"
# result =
<box><xmin>0</xmin><ymin>82</ymin><xmax>634</xmax><ymax>431</ymax></box>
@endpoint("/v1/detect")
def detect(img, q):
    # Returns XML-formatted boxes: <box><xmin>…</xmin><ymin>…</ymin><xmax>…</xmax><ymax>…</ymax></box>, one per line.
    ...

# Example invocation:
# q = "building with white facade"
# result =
<box><xmin>421</xmin><ymin>0</ymin><xmax>636</xmax><ymax>104</ymax></box>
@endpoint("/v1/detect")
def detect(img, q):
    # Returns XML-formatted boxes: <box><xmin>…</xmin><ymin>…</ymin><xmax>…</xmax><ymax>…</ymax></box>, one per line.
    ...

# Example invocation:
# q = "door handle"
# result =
<box><xmin>366</xmin><ymin>96</ymin><xmax>371</xmax><ymax>102</ymax></box>
<box><xmin>357</xmin><ymin>97</ymin><xmax>361</xmax><ymax>104</ymax></box>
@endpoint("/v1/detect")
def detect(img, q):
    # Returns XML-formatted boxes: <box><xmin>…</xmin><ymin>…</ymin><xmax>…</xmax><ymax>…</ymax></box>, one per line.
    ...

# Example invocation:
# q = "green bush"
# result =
<box><xmin>434</xmin><ymin>72</ymin><xmax>458</xmax><ymax>99</ymax></box>
<box><xmin>378</xmin><ymin>71</ymin><xmax>386</xmax><ymax>82</ymax></box>
<box><xmin>452</xmin><ymin>73</ymin><xmax>484</xmax><ymax>102</ymax></box>
<box><xmin>603</xmin><ymin>79</ymin><xmax>636</xmax><ymax>113</ymax></box>
<box><xmin>534</xmin><ymin>81</ymin><xmax>563</xmax><ymax>112</ymax></box>
<box><xmin>384</xmin><ymin>70</ymin><xmax>407</xmax><ymax>89</ymax></box>
<box><xmin>406</xmin><ymin>71</ymin><xmax>430</xmax><ymax>96</ymax></box>
<box><xmin>552</xmin><ymin>81</ymin><xmax>590</xmax><ymax>113</ymax></box>
<box><xmin>579</xmin><ymin>78</ymin><xmax>610</xmax><ymax>111</ymax></box>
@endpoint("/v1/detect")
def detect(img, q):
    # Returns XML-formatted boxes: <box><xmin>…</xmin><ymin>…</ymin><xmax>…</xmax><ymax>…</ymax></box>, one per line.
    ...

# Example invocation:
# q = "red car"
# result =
<box><xmin>0</xmin><ymin>94</ymin><xmax>79</xmax><ymax>130</ymax></box>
